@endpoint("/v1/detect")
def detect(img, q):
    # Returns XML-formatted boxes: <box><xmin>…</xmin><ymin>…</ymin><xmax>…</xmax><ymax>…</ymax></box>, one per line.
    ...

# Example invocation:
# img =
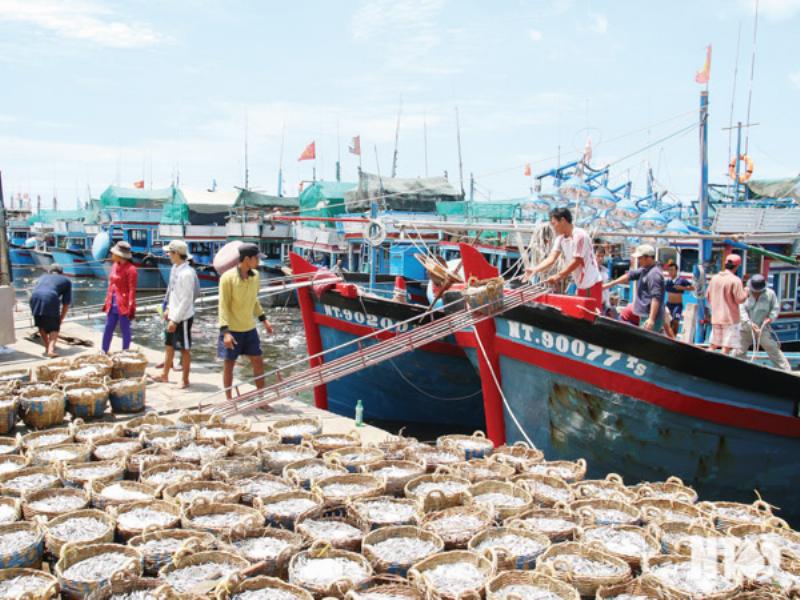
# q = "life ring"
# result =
<box><xmin>364</xmin><ymin>218</ymin><xmax>386</xmax><ymax>246</ymax></box>
<box><xmin>728</xmin><ymin>154</ymin><xmax>754</xmax><ymax>183</ymax></box>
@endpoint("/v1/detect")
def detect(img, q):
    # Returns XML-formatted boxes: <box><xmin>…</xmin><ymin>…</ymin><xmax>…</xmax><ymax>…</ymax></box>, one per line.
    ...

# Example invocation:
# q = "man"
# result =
<box><xmin>595</xmin><ymin>244</ymin><xmax>611</xmax><ymax>316</ymax></box>
<box><xmin>706</xmin><ymin>253</ymin><xmax>748</xmax><ymax>354</ymax></box>
<box><xmin>664</xmin><ymin>260</ymin><xmax>694</xmax><ymax>336</ymax></box>
<box><xmin>153</xmin><ymin>240</ymin><xmax>200</xmax><ymax>388</ymax></box>
<box><xmin>734</xmin><ymin>274</ymin><xmax>791</xmax><ymax>370</ymax></box>
<box><xmin>29</xmin><ymin>264</ymin><xmax>71</xmax><ymax>357</ymax></box>
<box><xmin>525</xmin><ymin>207</ymin><xmax>602</xmax><ymax>305</ymax></box>
<box><xmin>604</xmin><ymin>244</ymin><xmax>665</xmax><ymax>332</ymax></box>
<box><xmin>218</xmin><ymin>243</ymin><xmax>274</xmax><ymax>400</ymax></box>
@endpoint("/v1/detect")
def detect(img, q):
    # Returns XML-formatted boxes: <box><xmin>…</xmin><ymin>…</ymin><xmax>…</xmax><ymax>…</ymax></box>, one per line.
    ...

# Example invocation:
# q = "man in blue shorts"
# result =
<box><xmin>664</xmin><ymin>260</ymin><xmax>693</xmax><ymax>336</ymax></box>
<box><xmin>29</xmin><ymin>264</ymin><xmax>72</xmax><ymax>357</ymax></box>
<box><xmin>218</xmin><ymin>243</ymin><xmax>274</xmax><ymax>400</ymax></box>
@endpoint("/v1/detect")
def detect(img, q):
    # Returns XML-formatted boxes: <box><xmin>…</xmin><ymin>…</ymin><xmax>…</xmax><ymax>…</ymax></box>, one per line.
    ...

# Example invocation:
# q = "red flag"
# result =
<box><xmin>695</xmin><ymin>44</ymin><xmax>712</xmax><ymax>84</ymax></box>
<box><xmin>133</xmin><ymin>180</ymin><xmax>145</xmax><ymax>189</ymax></box>
<box><xmin>523</xmin><ymin>163</ymin><xmax>531</xmax><ymax>177</ymax></box>
<box><xmin>348</xmin><ymin>135</ymin><xmax>361</xmax><ymax>156</ymax></box>
<box><xmin>298</xmin><ymin>141</ymin><xmax>316</xmax><ymax>161</ymax></box>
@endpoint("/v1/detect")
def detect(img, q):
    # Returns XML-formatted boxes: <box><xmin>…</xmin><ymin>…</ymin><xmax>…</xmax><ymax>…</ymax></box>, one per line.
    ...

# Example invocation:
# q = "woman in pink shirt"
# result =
<box><xmin>706</xmin><ymin>254</ymin><xmax>748</xmax><ymax>354</ymax></box>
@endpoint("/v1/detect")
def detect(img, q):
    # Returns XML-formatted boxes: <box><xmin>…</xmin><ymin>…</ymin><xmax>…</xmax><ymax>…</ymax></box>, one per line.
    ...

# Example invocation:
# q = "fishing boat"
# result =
<box><xmin>7</xmin><ymin>204</ymin><xmax>35</xmax><ymax>273</ymax></box>
<box><xmin>47</xmin><ymin>212</ymin><xmax>94</xmax><ymax>277</ymax></box>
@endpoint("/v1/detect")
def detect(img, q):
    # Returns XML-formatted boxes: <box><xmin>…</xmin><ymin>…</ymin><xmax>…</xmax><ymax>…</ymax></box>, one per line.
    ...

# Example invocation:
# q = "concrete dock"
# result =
<box><xmin>1</xmin><ymin>313</ymin><xmax>390</xmax><ymax>443</ymax></box>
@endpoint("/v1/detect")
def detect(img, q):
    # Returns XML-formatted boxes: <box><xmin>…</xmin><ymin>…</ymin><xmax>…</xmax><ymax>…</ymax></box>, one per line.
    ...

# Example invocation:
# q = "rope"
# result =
<box><xmin>385</xmin><ymin>357</ymin><xmax>483</xmax><ymax>401</ymax></box>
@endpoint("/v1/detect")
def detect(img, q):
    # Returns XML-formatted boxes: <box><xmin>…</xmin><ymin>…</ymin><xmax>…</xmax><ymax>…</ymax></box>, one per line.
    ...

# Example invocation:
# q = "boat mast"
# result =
<box><xmin>244</xmin><ymin>109</ymin><xmax>250</xmax><ymax>190</ymax></box>
<box><xmin>0</xmin><ymin>172</ymin><xmax>11</xmax><ymax>286</ymax></box>
<box><xmin>455</xmin><ymin>106</ymin><xmax>465</xmax><ymax>197</ymax></box>
<box><xmin>391</xmin><ymin>99</ymin><xmax>402</xmax><ymax>178</ymax></box>
<box><xmin>277</xmin><ymin>119</ymin><xmax>286</xmax><ymax>197</ymax></box>
<box><xmin>423</xmin><ymin>111</ymin><xmax>429</xmax><ymax>177</ymax></box>
<box><xmin>695</xmin><ymin>88</ymin><xmax>710</xmax><ymax>344</ymax></box>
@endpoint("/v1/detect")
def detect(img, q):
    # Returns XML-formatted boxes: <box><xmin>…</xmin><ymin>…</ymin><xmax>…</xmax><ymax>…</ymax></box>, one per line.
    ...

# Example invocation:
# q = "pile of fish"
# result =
<box><xmin>0</xmin><ymin>414</ymin><xmax>798</xmax><ymax>600</ymax></box>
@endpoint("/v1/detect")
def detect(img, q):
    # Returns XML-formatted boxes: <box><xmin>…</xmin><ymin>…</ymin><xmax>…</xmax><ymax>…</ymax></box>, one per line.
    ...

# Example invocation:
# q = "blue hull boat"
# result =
<box><xmin>9</xmin><ymin>246</ymin><xmax>35</xmax><ymax>267</ymax></box>
<box><xmin>49</xmin><ymin>248</ymin><xmax>95</xmax><ymax>277</ymax></box>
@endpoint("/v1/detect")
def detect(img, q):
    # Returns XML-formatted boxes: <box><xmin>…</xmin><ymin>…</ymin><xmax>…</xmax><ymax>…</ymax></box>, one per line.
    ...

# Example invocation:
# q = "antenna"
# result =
<box><xmin>744</xmin><ymin>0</ymin><xmax>760</xmax><ymax>154</ymax></box>
<box><xmin>423</xmin><ymin>111</ymin><xmax>429</xmax><ymax>178</ymax></box>
<box><xmin>455</xmin><ymin>106</ymin><xmax>465</xmax><ymax>197</ymax></box>
<box><xmin>278</xmin><ymin>118</ymin><xmax>286</xmax><ymax>197</ymax></box>
<box><xmin>391</xmin><ymin>98</ymin><xmax>402</xmax><ymax>178</ymax></box>
<box><xmin>244</xmin><ymin>108</ymin><xmax>250</xmax><ymax>189</ymax></box>
<box><xmin>336</xmin><ymin>118</ymin><xmax>341</xmax><ymax>182</ymax></box>
<box><xmin>726</xmin><ymin>21</ymin><xmax>743</xmax><ymax>196</ymax></box>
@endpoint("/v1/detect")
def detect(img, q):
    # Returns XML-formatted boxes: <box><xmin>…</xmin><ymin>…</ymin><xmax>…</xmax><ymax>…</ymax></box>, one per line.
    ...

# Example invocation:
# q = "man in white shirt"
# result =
<box><xmin>153</xmin><ymin>240</ymin><xmax>200</xmax><ymax>388</ymax></box>
<box><xmin>525</xmin><ymin>207</ymin><xmax>602</xmax><ymax>306</ymax></box>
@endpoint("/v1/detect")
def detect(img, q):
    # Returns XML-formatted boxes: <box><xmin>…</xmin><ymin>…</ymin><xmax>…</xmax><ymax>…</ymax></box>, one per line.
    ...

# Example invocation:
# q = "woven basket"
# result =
<box><xmin>85</xmin><ymin>577</ymin><xmax>163</xmax><ymax>600</ymax></box>
<box><xmin>124</xmin><ymin>412</ymin><xmax>175</xmax><ymax>437</ymax></box>
<box><xmin>235</xmin><ymin>472</ymin><xmax>293</xmax><ymax>506</ymax></box>
<box><xmin>437</xmin><ymin>431</ymin><xmax>494</xmax><ymax>460</ymax></box>
<box><xmin>109</xmin><ymin>350</ymin><xmax>148</xmax><ymax>380</ymax></box>
<box><xmin>196</xmin><ymin>422</ymin><xmax>250</xmax><ymax>443</ymax></box>
<box><xmin>296</xmin><ymin>508</ymin><xmax>368</xmax><ymax>552</ymax></box>
<box><xmin>513</xmin><ymin>473</ymin><xmax>575</xmax><ymax>507</ymax></box>
<box><xmin>349</xmin><ymin>496</ymin><xmax>423</xmax><ymax>530</ymax></box>
<box><xmin>255</xmin><ymin>490</ymin><xmax>324</xmax><ymax>530</ymax></box>
<box><xmin>486</xmin><ymin>569</ymin><xmax>579</xmax><ymax>600</ymax></box>
<box><xmin>314</xmin><ymin>473</ymin><xmax>386</xmax><ymax>508</ymax></box>
<box><xmin>23</xmin><ymin>487</ymin><xmax>90</xmax><ymax>521</ymax></box>
<box><xmin>19</xmin><ymin>388</ymin><xmax>65</xmax><ymax>430</ymax></box>
<box><xmin>182</xmin><ymin>499</ymin><xmax>264</xmax><ymax>535</ymax></box>
<box><xmin>578</xmin><ymin>524</ymin><xmax>660</xmax><ymax>570</ymax></box>
<box><xmin>571</xmin><ymin>474</ymin><xmax>633</xmax><ymax>502</ymax></box>
<box><xmin>44</xmin><ymin>508</ymin><xmax>115</xmax><ymax>558</ymax></box>
<box><xmin>0</xmin><ymin>435</ymin><xmax>19</xmax><ymax>456</ymax></box>
<box><xmin>289</xmin><ymin>543</ymin><xmax>374</xmax><ymax>599</ymax></box>
<box><xmin>641</xmin><ymin>553</ymin><xmax>743</xmax><ymax>600</ymax></box>
<box><xmin>346</xmin><ymin>579</ymin><xmax>423</xmax><ymax>600</ymax></box>
<box><xmin>0</xmin><ymin>520</ymin><xmax>45</xmax><ymax>569</ymax></box>
<box><xmin>285</xmin><ymin>458</ymin><xmax>348</xmax><ymax>489</ymax></box>
<box><xmin>175</xmin><ymin>410</ymin><xmax>220</xmax><ymax>429</ymax></box>
<box><xmin>158</xmin><ymin>550</ymin><xmax>249</xmax><ymax>596</ymax></box>
<box><xmin>271</xmin><ymin>416</ymin><xmax>322</xmax><ymax>445</ymax></box>
<box><xmin>487</xmin><ymin>442</ymin><xmax>546</xmax><ymax>473</ymax></box>
<box><xmin>362</xmin><ymin>525</ymin><xmax>444</xmax><ymax>575</ymax></box>
<box><xmin>377</xmin><ymin>433</ymin><xmax>420</xmax><ymax>461</ymax></box>
<box><xmin>125</xmin><ymin>446</ymin><xmax>174</xmax><ymax>480</ymax></box>
<box><xmin>107</xmin><ymin>377</ymin><xmax>147</xmax><ymax>414</ymax></box>
<box><xmin>56</xmin><ymin>366</ymin><xmax>107</xmax><ymax>385</ymax></box>
<box><xmin>222</xmin><ymin>526</ymin><xmax>304</xmax><ymax>576</ymax></box>
<box><xmin>0</xmin><ymin>366</ymin><xmax>32</xmax><ymax>385</ymax></box>
<box><xmin>596</xmin><ymin>578</ymin><xmax>673</xmax><ymax>599</ymax></box>
<box><xmin>697</xmin><ymin>500</ymin><xmax>775</xmax><ymax>530</ymax></box>
<box><xmin>141</xmin><ymin>428</ymin><xmax>193</xmax><ymax>451</ymax></box>
<box><xmin>0</xmin><ymin>465</ymin><xmax>61</xmax><ymax>497</ymax></box>
<box><xmin>522</xmin><ymin>458</ymin><xmax>587</xmax><ymax>483</ymax></box>
<box><xmin>139</xmin><ymin>461</ymin><xmax>202</xmax><ymax>488</ymax></box>
<box><xmin>91</xmin><ymin>480</ymin><xmax>157</xmax><ymax>510</ymax></box>
<box><xmin>653</xmin><ymin>521</ymin><xmax>724</xmax><ymax>555</ymax></box>
<box><xmin>20</xmin><ymin>426</ymin><xmax>72</xmax><ymax>451</ymax></box>
<box><xmin>34</xmin><ymin>358</ymin><xmax>72</xmax><ymax>383</ymax></box>
<box><xmin>448</xmin><ymin>458</ymin><xmax>515</xmax><ymax>484</ymax></box>
<box><xmin>204</xmin><ymin>456</ymin><xmax>260</xmax><ymax>481</ymax></box>
<box><xmin>731</xmin><ymin>592</ymin><xmax>788</xmax><ymax>600</ymax></box>
<box><xmin>71</xmin><ymin>353</ymin><xmax>114</xmax><ymax>378</ymax></box>
<box><xmin>163</xmin><ymin>480</ymin><xmax>241</xmax><ymax>507</ymax></box>
<box><xmin>727</xmin><ymin>521</ymin><xmax>800</xmax><ymax>561</ymax></box>
<box><xmin>217</xmin><ymin>575</ymin><xmax>314</xmax><ymax>600</ymax></box>
<box><xmin>129</xmin><ymin>528</ymin><xmax>217</xmax><ymax>576</ymax></box>
<box><xmin>29</xmin><ymin>442</ymin><xmax>92</xmax><ymax>466</ymax></box>
<box><xmin>408</xmin><ymin>550</ymin><xmax>496</xmax><ymax>600</ymax></box>
<box><xmin>537</xmin><ymin>541</ymin><xmax>633</xmax><ymax>597</ymax></box>
<box><xmin>421</xmin><ymin>505</ymin><xmax>494</xmax><ymax>549</ymax></box>
<box><xmin>261</xmin><ymin>442</ymin><xmax>317</xmax><ymax>473</ymax></box>
<box><xmin>505</xmin><ymin>507</ymin><xmax>585</xmax><ymax>542</ymax></box>
<box><xmin>229</xmin><ymin>431</ymin><xmax>281</xmax><ymax>456</ymax></box>
<box><xmin>325</xmin><ymin>445</ymin><xmax>385</xmax><ymax>473</ymax></box>
<box><xmin>467</xmin><ymin>525</ymin><xmax>550</xmax><ymax>570</ymax></box>
<box><xmin>0</xmin><ymin>453</ymin><xmax>29</xmax><ymax>475</ymax></box>
<box><xmin>92</xmin><ymin>437</ymin><xmax>142</xmax><ymax>462</ymax></box>
<box><xmin>113</xmin><ymin>499</ymin><xmax>182</xmax><ymax>541</ymax></box>
<box><xmin>62</xmin><ymin>381</ymin><xmax>109</xmax><ymax>420</ymax></box>
<box><xmin>635</xmin><ymin>498</ymin><xmax>711</xmax><ymax>527</ymax></box>
<box><xmin>55</xmin><ymin>542</ymin><xmax>143</xmax><ymax>600</ymax></box>
<box><xmin>0</xmin><ymin>396</ymin><xmax>18</xmax><ymax>435</ymax></box>
<box><xmin>468</xmin><ymin>480</ymin><xmax>533</xmax><ymax>521</ymax></box>
<box><xmin>310</xmin><ymin>431</ymin><xmax>361</xmax><ymax>455</ymax></box>
<box><xmin>634</xmin><ymin>476</ymin><xmax>698</xmax><ymax>504</ymax></box>
<box><xmin>0</xmin><ymin>496</ymin><xmax>21</xmax><ymax>523</ymax></box>
<box><xmin>404</xmin><ymin>445</ymin><xmax>463</xmax><ymax>473</ymax></box>
<box><xmin>171</xmin><ymin>439</ymin><xmax>226</xmax><ymax>468</ymax></box>
<box><xmin>404</xmin><ymin>472</ymin><xmax>471</xmax><ymax>513</ymax></box>
<box><xmin>569</xmin><ymin>499</ymin><xmax>641</xmax><ymax>526</ymax></box>
<box><xmin>61</xmin><ymin>459</ymin><xmax>124</xmax><ymax>489</ymax></box>
<box><xmin>0</xmin><ymin>567</ymin><xmax>59</xmax><ymax>599</ymax></box>
<box><xmin>362</xmin><ymin>460</ymin><xmax>426</xmax><ymax>496</ymax></box>
<box><xmin>73</xmin><ymin>421</ymin><xmax>125</xmax><ymax>444</ymax></box>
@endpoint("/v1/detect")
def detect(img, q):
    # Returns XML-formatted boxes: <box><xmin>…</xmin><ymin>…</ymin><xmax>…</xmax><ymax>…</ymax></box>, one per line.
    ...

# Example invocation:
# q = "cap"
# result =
<box><xmin>748</xmin><ymin>273</ymin><xmax>766</xmax><ymax>292</ymax></box>
<box><xmin>167</xmin><ymin>239</ymin><xmax>192</xmax><ymax>259</ymax></box>
<box><xmin>110</xmin><ymin>241</ymin><xmax>132</xmax><ymax>260</ymax></box>
<box><xmin>631</xmin><ymin>244</ymin><xmax>656</xmax><ymax>258</ymax></box>
<box><xmin>238</xmin><ymin>243</ymin><xmax>261</xmax><ymax>260</ymax></box>
<box><xmin>725</xmin><ymin>254</ymin><xmax>742</xmax><ymax>267</ymax></box>
<box><xmin>49</xmin><ymin>264</ymin><xmax>64</xmax><ymax>274</ymax></box>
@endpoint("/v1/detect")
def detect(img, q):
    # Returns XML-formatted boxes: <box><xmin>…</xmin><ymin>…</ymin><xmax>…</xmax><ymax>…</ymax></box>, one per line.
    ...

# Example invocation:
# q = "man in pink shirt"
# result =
<box><xmin>706</xmin><ymin>253</ymin><xmax>748</xmax><ymax>354</ymax></box>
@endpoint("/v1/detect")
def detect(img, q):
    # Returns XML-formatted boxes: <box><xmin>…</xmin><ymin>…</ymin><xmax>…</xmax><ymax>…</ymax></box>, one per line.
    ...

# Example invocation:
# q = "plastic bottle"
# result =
<box><xmin>355</xmin><ymin>399</ymin><xmax>364</xmax><ymax>427</ymax></box>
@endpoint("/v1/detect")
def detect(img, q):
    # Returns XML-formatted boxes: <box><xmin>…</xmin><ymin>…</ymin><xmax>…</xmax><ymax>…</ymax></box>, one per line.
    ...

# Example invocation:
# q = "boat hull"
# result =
<box><xmin>9</xmin><ymin>247</ymin><xmax>35</xmax><ymax>267</ymax></box>
<box><xmin>29</xmin><ymin>250</ymin><xmax>53</xmax><ymax>269</ymax></box>
<box><xmin>49</xmin><ymin>249</ymin><xmax>95</xmax><ymax>277</ymax></box>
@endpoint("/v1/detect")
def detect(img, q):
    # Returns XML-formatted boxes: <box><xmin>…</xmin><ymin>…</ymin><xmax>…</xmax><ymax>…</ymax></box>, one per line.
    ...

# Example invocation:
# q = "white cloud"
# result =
<box><xmin>741</xmin><ymin>0</ymin><xmax>800</xmax><ymax>20</ymax></box>
<box><xmin>528</xmin><ymin>28</ymin><xmax>543</xmax><ymax>42</ymax></box>
<box><xmin>578</xmin><ymin>13</ymin><xmax>608</xmax><ymax>34</ymax></box>
<box><xmin>0</xmin><ymin>0</ymin><xmax>167</xmax><ymax>48</ymax></box>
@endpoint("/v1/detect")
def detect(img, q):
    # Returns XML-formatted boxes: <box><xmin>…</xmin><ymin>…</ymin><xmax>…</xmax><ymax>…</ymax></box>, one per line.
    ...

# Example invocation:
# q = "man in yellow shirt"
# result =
<box><xmin>218</xmin><ymin>243</ymin><xmax>274</xmax><ymax>400</ymax></box>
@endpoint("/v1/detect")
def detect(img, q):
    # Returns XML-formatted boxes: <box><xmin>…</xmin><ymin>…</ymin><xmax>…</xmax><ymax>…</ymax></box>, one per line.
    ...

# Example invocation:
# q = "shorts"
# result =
<box><xmin>576</xmin><ymin>281</ymin><xmax>603</xmax><ymax>308</ymax></box>
<box><xmin>667</xmin><ymin>302</ymin><xmax>683</xmax><ymax>321</ymax></box>
<box><xmin>33</xmin><ymin>314</ymin><xmax>60</xmax><ymax>334</ymax></box>
<box><xmin>710</xmin><ymin>324</ymin><xmax>739</xmax><ymax>349</ymax></box>
<box><xmin>217</xmin><ymin>328</ymin><xmax>262</xmax><ymax>361</ymax></box>
<box><xmin>620</xmin><ymin>303</ymin><xmax>664</xmax><ymax>331</ymax></box>
<box><xmin>165</xmin><ymin>317</ymin><xmax>193</xmax><ymax>351</ymax></box>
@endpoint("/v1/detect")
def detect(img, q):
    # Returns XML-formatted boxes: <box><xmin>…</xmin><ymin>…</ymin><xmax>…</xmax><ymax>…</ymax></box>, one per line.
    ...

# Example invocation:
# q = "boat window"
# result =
<box><xmin>679</xmin><ymin>248</ymin><xmax>698</xmax><ymax>273</ymax></box>
<box><xmin>657</xmin><ymin>247</ymin><xmax>678</xmax><ymax>265</ymax></box>
<box><xmin>129</xmin><ymin>229</ymin><xmax>148</xmax><ymax>247</ymax></box>
<box><xmin>779</xmin><ymin>272</ymin><xmax>797</xmax><ymax>312</ymax></box>
<box><xmin>744</xmin><ymin>251</ymin><xmax>762</xmax><ymax>276</ymax></box>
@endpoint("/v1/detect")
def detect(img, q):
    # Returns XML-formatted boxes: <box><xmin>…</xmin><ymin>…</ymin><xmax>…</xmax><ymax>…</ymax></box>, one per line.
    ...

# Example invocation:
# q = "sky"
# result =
<box><xmin>0</xmin><ymin>0</ymin><xmax>798</xmax><ymax>209</ymax></box>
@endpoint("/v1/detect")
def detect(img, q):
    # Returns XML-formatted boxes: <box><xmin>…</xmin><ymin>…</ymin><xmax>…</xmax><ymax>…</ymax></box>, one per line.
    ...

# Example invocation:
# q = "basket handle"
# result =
<box><xmin>482</xmin><ymin>547</ymin><xmax>501</xmax><ymax>571</ymax></box>
<box><xmin>752</xmin><ymin>499</ymin><xmax>774</xmax><ymax>515</ymax></box>
<box><xmin>309</xmin><ymin>540</ymin><xmax>332</xmax><ymax>557</ymax></box>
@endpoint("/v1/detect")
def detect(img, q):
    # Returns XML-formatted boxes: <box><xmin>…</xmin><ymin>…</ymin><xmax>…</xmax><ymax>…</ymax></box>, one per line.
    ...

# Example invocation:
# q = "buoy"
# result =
<box><xmin>728</xmin><ymin>154</ymin><xmax>754</xmax><ymax>183</ymax></box>
<box><xmin>91</xmin><ymin>231</ymin><xmax>111</xmax><ymax>261</ymax></box>
<box><xmin>213</xmin><ymin>241</ymin><xmax>244</xmax><ymax>275</ymax></box>
<box><xmin>392</xmin><ymin>276</ymin><xmax>407</xmax><ymax>303</ymax></box>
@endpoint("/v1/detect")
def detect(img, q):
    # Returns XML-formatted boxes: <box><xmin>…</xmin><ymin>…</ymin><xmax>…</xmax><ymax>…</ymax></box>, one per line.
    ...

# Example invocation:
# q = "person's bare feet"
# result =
<box><xmin>178</xmin><ymin>381</ymin><xmax>190</xmax><ymax>389</ymax></box>
<box><xmin>150</xmin><ymin>373</ymin><xmax>170</xmax><ymax>383</ymax></box>
<box><xmin>46</xmin><ymin>351</ymin><xmax>58</xmax><ymax>358</ymax></box>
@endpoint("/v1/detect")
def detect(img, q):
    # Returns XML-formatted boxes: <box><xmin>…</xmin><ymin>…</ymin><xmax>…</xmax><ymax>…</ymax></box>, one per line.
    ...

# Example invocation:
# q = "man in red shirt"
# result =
<box><xmin>706</xmin><ymin>253</ymin><xmax>748</xmax><ymax>354</ymax></box>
